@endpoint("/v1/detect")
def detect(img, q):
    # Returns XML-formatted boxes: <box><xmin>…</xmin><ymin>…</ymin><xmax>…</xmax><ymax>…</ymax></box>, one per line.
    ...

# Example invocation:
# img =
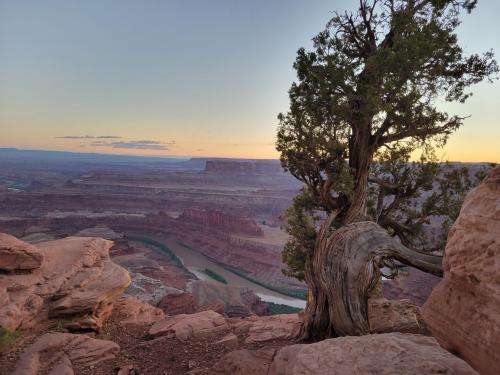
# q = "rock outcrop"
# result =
<box><xmin>0</xmin><ymin>235</ymin><xmax>131</xmax><ymax>332</ymax></box>
<box><xmin>0</xmin><ymin>233</ymin><xmax>43</xmax><ymax>273</ymax></box>
<box><xmin>12</xmin><ymin>332</ymin><xmax>119</xmax><ymax>375</ymax></box>
<box><xmin>422</xmin><ymin>167</ymin><xmax>500</xmax><ymax>375</ymax></box>
<box><xmin>178</xmin><ymin>209</ymin><xmax>263</xmax><ymax>237</ymax></box>
<box><xmin>116</xmin><ymin>296</ymin><xmax>165</xmax><ymax>326</ymax></box>
<box><xmin>230</xmin><ymin>314</ymin><xmax>301</xmax><ymax>344</ymax></box>
<box><xmin>204</xmin><ymin>160</ymin><xmax>282</xmax><ymax>175</ymax></box>
<box><xmin>158</xmin><ymin>291</ymin><xmax>200</xmax><ymax>315</ymax></box>
<box><xmin>212</xmin><ymin>333</ymin><xmax>478</xmax><ymax>375</ymax></box>
<box><xmin>149</xmin><ymin>310</ymin><xmax>229</xmax><ymax>340</ymax></box>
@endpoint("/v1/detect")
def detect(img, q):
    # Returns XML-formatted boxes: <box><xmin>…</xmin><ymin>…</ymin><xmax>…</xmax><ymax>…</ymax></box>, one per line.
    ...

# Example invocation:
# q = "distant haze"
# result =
<box><xmin>0</xmin><ymin>0</ymin><xmax>499</xmax><ymax>162</ymax></box>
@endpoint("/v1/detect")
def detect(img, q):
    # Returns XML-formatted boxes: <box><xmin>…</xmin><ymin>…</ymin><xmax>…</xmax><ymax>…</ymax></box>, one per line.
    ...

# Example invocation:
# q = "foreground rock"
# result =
<box><xmin>226</xmin><ymin>298</ymin><xmax>424</xmax><ymax>345</ymax></box>
<box><xmin>212</xmin><ymin>333</ymin><xmax>477</xmax><ymax>375</ymax></box>
<box><xmin>212</xmin><ymin>347</ymin><xmax>276</xmax><ymax>375</ymax></box>
<box><xmin>116</xmin><ymin>296</ymin><xmax>165</xmax><ymax>326</ymax></box>
<box><xmin>149</xmin><ymin>310</ymin><xmax>229</xmax><ymax>340</ymax></box>
<box><xmin>231</xmin><ymin>314</ymin><xmax>300</xmax><ymax>344</ymax></box>
<box><xmin>12</xmin><ymin>332</ymin><xmax>119</xmax><ymax>375</ymax></box>
<box><xmin>423</xmin><ymin>167</ymin><xmax>500</xmax><ymax>375</ymax></box>
<box><xmin>0</xmin><ymin>235</ymin><xmax>131</xmax><ymax>331</ymax></box>
<box><xmin>0</xmin><ymin>233</ymin><xmax>43</xmax><ymax>273</ymax></box>
<box><xmin>368</xmin><ymin>298</ymin><xmax>426</xmax><ymax>334</ymax></box>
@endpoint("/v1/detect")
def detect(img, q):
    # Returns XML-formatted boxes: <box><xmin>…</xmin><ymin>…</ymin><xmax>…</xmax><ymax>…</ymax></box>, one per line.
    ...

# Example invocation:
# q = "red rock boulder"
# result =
<box><xmin>423</xmin><ymin>167</ymin><xmax>500</xmax><ymax>375</ymax></box>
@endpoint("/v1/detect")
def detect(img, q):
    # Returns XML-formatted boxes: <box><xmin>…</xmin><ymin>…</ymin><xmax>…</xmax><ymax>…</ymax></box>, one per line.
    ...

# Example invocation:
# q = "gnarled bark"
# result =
<box><xmin>299</xmin><ymin>221</ymin><xmax>442</xmax><ymax>341</ymax></box>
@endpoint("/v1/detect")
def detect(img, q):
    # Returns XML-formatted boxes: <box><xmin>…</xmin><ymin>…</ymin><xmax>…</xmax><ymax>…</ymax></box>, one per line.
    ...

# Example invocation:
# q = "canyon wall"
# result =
<box><xmin>178</xmin><ymin>209</ymin><xmax>263</xmax><ymax>237</ymax></box>
<box><xmin>205</xmin><ymin>160</ymin><xmax>282</xmax><ymax>175</ymax></box>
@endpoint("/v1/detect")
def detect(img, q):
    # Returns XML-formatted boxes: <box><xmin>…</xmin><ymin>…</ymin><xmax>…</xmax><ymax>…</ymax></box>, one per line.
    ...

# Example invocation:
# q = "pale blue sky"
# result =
<box><xmin>0</xmin><ymin>0</ymin><xmax>499</xmax><ymax>160</ymax></box>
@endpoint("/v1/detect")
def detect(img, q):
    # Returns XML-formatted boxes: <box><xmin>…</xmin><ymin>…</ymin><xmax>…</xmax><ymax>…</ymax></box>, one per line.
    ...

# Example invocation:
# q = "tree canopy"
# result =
<box><xmin>277</xmin><ymin>0</ymin><xmax>497</xmax><ymax>281</ymax></box>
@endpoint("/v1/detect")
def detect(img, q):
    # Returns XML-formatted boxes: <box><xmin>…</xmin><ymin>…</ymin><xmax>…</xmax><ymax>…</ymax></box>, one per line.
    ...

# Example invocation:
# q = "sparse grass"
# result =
<box><xmin>0</xmin><ymin>328</ymin><xmax>19</xmax><ymax>352</ymax></box>
<box><xmin>266</xmin><ymin>302</ymin><xmax>302</xmax><ymax>315</ymax></box>
<box><xmin>201</xmin><ymin>268</ymin><xmax>228</xmax><ymax>284</ymax></box>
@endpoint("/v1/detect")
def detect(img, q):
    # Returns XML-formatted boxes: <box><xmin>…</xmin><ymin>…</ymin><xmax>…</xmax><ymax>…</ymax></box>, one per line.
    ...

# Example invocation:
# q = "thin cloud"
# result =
<box><xmin>91</xmin><ymin>139</ymin><xmax>175</xmax><ymax>151</ymax></box>
<box><xmin>56</xmin><ymin>135</ymin><xmax>122</xmax><ymax>139</ymax></box>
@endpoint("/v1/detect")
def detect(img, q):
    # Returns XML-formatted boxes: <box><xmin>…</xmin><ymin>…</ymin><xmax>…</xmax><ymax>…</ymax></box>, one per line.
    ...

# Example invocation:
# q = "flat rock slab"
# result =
<box><xmin>213</xmin><ymin>333</ymin><xmax>477</xmax><ymax>375</ymax></box>
<box><xmin>149</xmin><ymin>310</ymin><xmax>229</xmax><ymax>340</ymax></box>
<box><xmin>231</xmin><ymin>314</ymin><xmax>300</xmax><ymax>344</ymax></box>
<box><xmin>12</xmin><ymin>332</ymin><xmax>120</xmax><ymax>375</ymax></box>
<box><xmin>211</xmin><ymin>347</ymin><xmax>277</xmax><ymax>375</ymax></box>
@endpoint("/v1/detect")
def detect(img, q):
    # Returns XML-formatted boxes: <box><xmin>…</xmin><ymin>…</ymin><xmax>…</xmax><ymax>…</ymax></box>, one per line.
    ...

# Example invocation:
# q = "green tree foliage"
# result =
<box><xmin>278</xmin><ymin>0</ymin><xmax>497</xmax><ymax>281</ymax></box>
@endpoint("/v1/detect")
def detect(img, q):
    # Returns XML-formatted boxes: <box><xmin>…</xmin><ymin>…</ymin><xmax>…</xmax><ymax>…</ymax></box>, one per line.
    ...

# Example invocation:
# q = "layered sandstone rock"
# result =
<box><xmin>12</xmin><ymin>332</ymin><xmax>119</xmax><ymax>375</ymax></box>
<box><xmin>158</xmin><ymin>291</ymin><xmax>200</xmax><ymax>315</ymax></box>
<box><xmin>204</xmin><ymin>160</ymin><xmax>282</xmax><ymax>175</ymax></box>
<box><xmin>0</xmin><ymin>235</ymin><xmax>131</xmax><ymax>331</ymax></box>
<box><xmin>116</xmin><ymin>296</ymin><xmax>165</xmax><ymax>326</ymax></box>
<box><xmin>178</xmin><ymin>209</ymin><xmax>263</xmax><ymax>236</ymax></box>
<box><xmin>423</xmin><ymin>167</ymin><xmax>500</xmax><ymax>375</ymax></box>
<box><xmin>149</xmin><ymin>310</ymin><xmax>229</xmax><ymax>340</ymax></box>
<box><xmin>212</xmin><ymin>333</ymin><xmax>477</xmax><ymax>375</ymax></box>
<box><xmin>0</xmin><ymin>233</ymin><xmax>43</xmax><ymax>272</ymax></box>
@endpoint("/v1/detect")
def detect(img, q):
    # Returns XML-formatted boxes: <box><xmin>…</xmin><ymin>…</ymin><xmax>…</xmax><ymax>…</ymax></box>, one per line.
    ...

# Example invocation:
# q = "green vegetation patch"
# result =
<box><xmin>201</xmin><ymin>268</ymin><xmax>228</xmax><ymax>284</ymax></box>
<box><xmin>266</xmin><ymin>302</ymin><xmax>302</xmax><ymax>315</ymax></box>
<box><xmin>128</xmin><ymin>235</ymin><xmax>184</xmax><ymax>268</ymax></box>
<box><xmin>0</xmin><ymin>328</ymin><xmax>19</xmax><ymax>353</ymax></box>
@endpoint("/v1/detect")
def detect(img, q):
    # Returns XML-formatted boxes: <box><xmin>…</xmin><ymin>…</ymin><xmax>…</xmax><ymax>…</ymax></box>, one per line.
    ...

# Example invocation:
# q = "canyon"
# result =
<box><xmin>0</xmin><ymin>153</ymin><xmax>500</xmax><ymax>375</ymax></box>
<box><xmin>0</xmin><ymin>166</ymin><xmax>498</xmax><ymax>374</ymax></box>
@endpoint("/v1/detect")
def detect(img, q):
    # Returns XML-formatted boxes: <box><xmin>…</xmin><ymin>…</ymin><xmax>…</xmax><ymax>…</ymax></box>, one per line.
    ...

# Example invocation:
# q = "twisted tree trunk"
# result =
<box><xmin>299</xmin><ymin>220</ymin><xmax>443</xmax><ymax>341</ymax></box>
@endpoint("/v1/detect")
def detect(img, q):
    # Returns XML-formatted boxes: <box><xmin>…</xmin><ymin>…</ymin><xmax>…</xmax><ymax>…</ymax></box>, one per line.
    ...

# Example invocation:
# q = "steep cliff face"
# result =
<box><xmin>178</xmin><ymin>209</ymin><xmax>264</xmax><ymax>237</ymax></box>
<box><xmin>423</xmin><ymin>167</ymin><xmax>500</xmax><ymax>375</ymax></box>
<box><xmin>204</xmin><ymin>160</ymin><xmax>282</xmax><ymax>175</ymax></box>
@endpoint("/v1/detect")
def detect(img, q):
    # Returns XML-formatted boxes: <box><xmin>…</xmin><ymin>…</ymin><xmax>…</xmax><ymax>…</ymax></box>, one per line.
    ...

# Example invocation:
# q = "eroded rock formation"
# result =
<box><xmin>149</xmin><ymin>310</ymin><xmax>229</xmax><ymax>340</ymax></box>
<box><xmin>0</xmin><ymin>234</ymin><xmax>130</xmax><ymax>332</ymax></box>
<box><xmin>178</xmin><ymin>209</ymin><xmax>263</xmax><ymax>237</ymax></box>
<box><xmin>0</xmin><ymin>233</ymin><xmax>43</xmax><ymax>273</ymax></box>
<box><xmin>204</xmin><ymin>160</ymin><xmax>282</xmax><ymax>175</ymax></box>
<box><xmin>422</xmin><ymin>166</ymin><xmax>500</xmax><ymax>375</ymax></box>
<box><xmin>116</xmin><ymin>295</ymin><xmax>165</xmax><ymax>326</ymax></box>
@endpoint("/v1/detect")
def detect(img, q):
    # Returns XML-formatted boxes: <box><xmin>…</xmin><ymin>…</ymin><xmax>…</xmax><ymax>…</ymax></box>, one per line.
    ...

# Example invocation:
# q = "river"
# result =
<box><xmin>133</xmin><ymin>236</ymin><xmax>306</xmax><ymax>309</ymax></box>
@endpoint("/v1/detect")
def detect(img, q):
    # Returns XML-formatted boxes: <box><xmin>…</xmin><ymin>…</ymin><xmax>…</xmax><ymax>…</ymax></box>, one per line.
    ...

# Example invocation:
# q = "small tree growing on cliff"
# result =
<box><xmin>277</xmin><ymin>0</ymin><xmax>497</xmax><ymax>341</ymax></box>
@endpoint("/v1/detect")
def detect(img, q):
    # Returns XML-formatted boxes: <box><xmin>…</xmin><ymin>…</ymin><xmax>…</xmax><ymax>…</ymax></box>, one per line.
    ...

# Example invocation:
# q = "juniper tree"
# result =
<box><xmin>277</xmin><ymin>0</ymin><xmax>497</xmax><ymax>340</ymax></box>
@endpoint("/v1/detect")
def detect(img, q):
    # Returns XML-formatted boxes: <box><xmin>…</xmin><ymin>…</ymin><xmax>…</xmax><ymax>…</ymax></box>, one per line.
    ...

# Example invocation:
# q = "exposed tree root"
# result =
<box><xmin>299</xmin><ymin>221</ymin><xmax>442</xmax><ymax>341</ymax></box>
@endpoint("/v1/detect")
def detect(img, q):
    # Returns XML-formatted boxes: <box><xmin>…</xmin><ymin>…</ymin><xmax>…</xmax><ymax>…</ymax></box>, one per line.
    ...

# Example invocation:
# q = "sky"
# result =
<box><xmin>0</xmin><ymin>0</ymin><xmax>499</xmax><ymax>161</ymax></box>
